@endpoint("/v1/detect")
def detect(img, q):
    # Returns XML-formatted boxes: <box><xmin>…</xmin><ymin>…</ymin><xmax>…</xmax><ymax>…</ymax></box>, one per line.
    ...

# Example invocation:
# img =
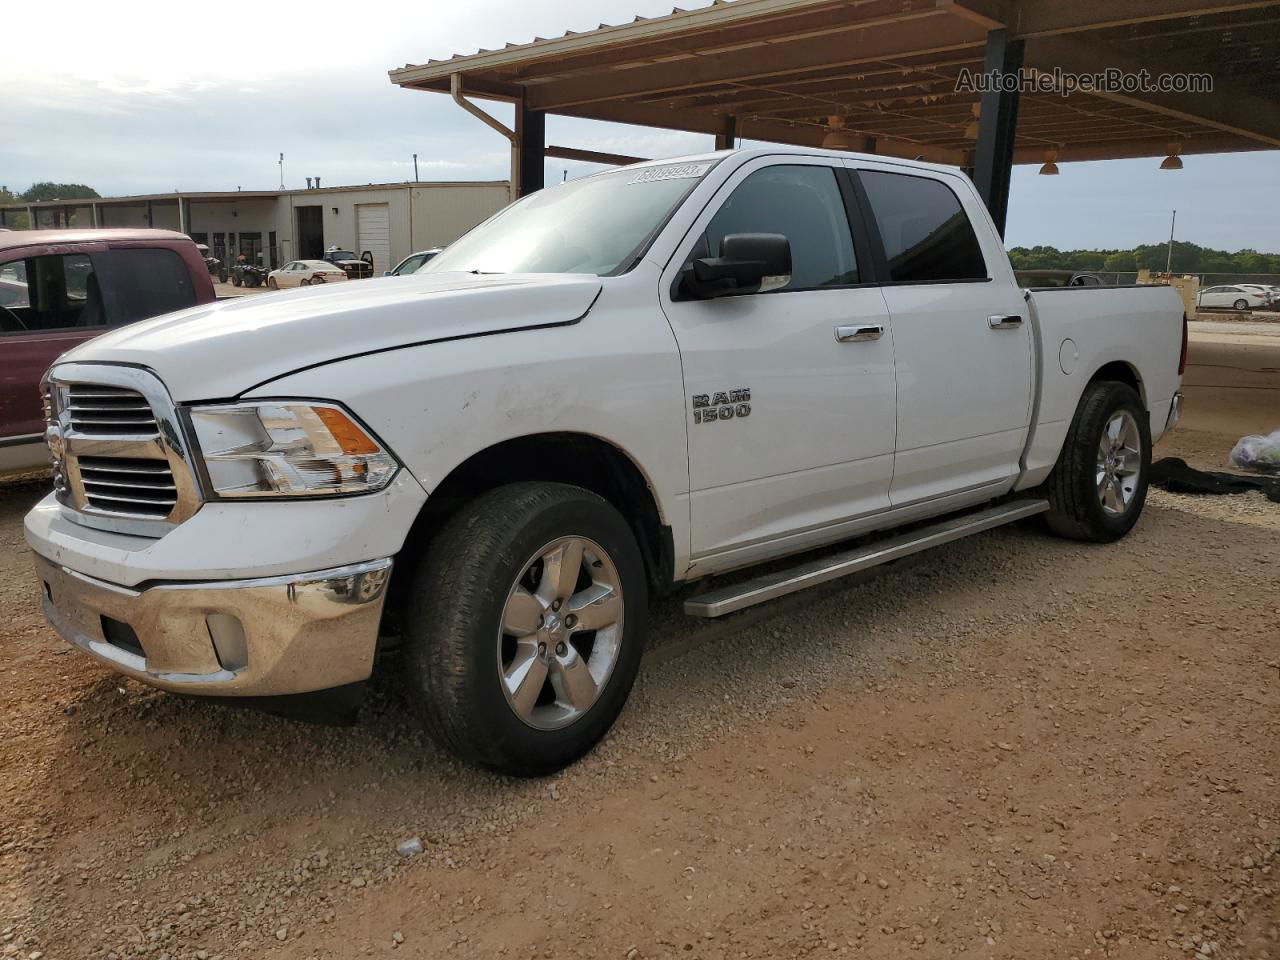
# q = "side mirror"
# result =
<box><xmin>681</xmin><ymin>233</ymin><xmax>792</xmax><ymax>299</ymax></box>
<box><xmin>383</xmin><ymin>270</ymin><xmax>392</xmax><ymax>276</ymax></box>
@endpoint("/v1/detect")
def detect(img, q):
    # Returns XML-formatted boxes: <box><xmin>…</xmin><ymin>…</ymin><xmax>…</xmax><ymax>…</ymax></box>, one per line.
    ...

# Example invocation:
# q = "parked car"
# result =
<box><xmin>1237</xmin><ymin>283</ymin><xmax>1278</xmax><ymax>308</ymax></box>
<box><xmin>24</xmin><ymin>149</ymin><xmax>1185</xmax><ymax>776</ymax></box>
<box><xmin>265</xmin><ymin>260</ymin><xmax>348</xmax><ymax>289</ymax></box>
<box><xmin>386</xmin><ymin>248</ymin><xmax>443</xmax><ymax>276</ymax></box>
<box><xmin>1</xmin><ymin>228</ymin><xmax>214</xmax><ymax>477</ymax></box>
<box><xmin>1197</xmin><ymin>284</ymin><xmax>1268</xmax><ymax>310</ymax></box>
<box><xmin>322</xmin><ymin>246</ymin><xmax>374</xmax><ymax>279</ymax></box>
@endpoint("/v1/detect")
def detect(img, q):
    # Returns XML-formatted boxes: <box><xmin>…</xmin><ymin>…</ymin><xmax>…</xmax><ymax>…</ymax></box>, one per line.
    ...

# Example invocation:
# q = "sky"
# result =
<box><xmin>2</xmin><ymin>0</ymin><xmax>1277</xmax><ymax>253</ymax></box>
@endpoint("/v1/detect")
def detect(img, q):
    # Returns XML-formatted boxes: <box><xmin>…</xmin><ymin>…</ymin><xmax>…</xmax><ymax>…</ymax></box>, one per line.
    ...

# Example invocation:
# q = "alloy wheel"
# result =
<box><xmin>497</xmin><ymin>536</ymin><xmax>624</xmax><ymax>730</ymax></box>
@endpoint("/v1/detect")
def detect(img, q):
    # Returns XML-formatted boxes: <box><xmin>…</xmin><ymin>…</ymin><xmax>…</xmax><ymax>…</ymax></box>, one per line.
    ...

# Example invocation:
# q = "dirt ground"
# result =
<box><xmin>1</xmin><ymin>329</ymin><xmax>1277</xmax><ymax>960</ymax></box>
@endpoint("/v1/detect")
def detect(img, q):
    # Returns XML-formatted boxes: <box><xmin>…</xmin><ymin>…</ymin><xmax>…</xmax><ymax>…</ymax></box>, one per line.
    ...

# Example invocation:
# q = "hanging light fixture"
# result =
<box><xmin>1039</xmin><ymin>148</ymin><xmax>1060</xmax><ymax>175</ymax></box>
<box><xmin>963</xmin><ymin>103</ymin><xmax>981</xmax><ymax>140</ymax></box>
<box><xmin>1160</xmin><ymin>143</ymin><xmax>1184</xmax><ymax>170</ymax></box>
<box><xmin>822</xmin><ymin>116</ymin><xmax>861</xmax><ymax>150</ymax></box>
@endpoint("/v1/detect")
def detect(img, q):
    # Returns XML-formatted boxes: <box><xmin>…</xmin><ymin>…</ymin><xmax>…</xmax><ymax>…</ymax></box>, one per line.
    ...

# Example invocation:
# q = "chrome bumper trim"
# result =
<box><xmin>33</xmin><ymin>555</ymin><xmax>392</xmax><ymax>696</ymax></box>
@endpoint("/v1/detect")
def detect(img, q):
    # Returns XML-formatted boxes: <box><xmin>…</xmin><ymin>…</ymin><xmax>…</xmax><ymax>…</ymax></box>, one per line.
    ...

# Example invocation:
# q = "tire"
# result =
<box><xmin>1233</xmin><ymin>298</ymin><xmax>1248</xmax><ymax>310</ymax></box>
<box><xmin>300</xmin><ymin>278</ymin><xmax>310</xmax><ymax>286</ymax></box>
<box><xmin>230</xmin><ymin>274</ymin><xmax>241</xmax><ymax>287</ymax></box>
<box><xmin>1043</xmin><ymin>381</ymin><xmax>1151</xmax><ymax>542</ymax></box>
<box><xmin>403</xmin><ymin>482</ymin><xmax>648</xmax><ymax>776</ymax></box>
<box><xmin>267</xmin><ymin>277</ymin><xmax>278</xmax><ymax>290</ymax></box>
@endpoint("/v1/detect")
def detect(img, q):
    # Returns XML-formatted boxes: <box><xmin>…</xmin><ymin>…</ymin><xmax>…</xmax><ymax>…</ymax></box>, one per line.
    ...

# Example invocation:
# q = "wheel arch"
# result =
<box><xmin>1086</xmin><ymin>359</ymin><xmax>1146</xmax><ymax>408</ymax></box>
<box><xmin>383</xmin><ymin>432</ymin><xmax>675</xmax><ymax>641</ymax></box>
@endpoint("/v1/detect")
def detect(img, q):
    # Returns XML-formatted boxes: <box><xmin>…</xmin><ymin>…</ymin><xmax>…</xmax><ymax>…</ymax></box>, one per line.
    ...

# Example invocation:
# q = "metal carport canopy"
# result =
<box><xmin>390</xmin><ymin>0</ymin><xmax>1280</xmax><ymax>197</ymax></box>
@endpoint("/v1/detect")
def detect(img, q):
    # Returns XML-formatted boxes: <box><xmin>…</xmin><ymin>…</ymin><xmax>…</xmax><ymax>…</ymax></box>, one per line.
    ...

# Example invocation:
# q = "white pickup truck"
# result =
<box><xmin>26</xmin><ymin>148</ymin><xmax>1185</xmax><ymax>775</ymax></box>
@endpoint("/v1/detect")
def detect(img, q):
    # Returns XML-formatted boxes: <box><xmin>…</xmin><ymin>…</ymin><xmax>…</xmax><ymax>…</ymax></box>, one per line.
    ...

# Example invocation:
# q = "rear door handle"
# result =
<box><xmin>835</xmin><ymin>324</ymin><xmax>884</xmax><ymax>342</ymax></box>
<box><xmin>988</xmin><ymin>314</ymin><xmax>1023</xmax><ymax>329</ymax></box>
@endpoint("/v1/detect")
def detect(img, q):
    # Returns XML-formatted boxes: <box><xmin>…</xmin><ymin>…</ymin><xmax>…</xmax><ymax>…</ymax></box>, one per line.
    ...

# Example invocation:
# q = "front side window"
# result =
<box><xmin>423</xmin><ymin>160</ymin><xmax>718</xmax><ymax>277</ymax></box>
<box><xmin>0</xmin><ymin>253</ymin><xmax>97</xmax><ymax>333</ymax></box>
<box><xmin>394</xmin><ymin>254</ymin><xmax>427</xmax><ymax>275</ymax></box>
<box><xmin>697</xmin><ymin>164</ymin><xmax>858</xmax><ymax>291</ymax></box>
<box><xmin>859</xmin><ymin>170</ymin><xmax>987</xmax><ymax>283</ymax></box>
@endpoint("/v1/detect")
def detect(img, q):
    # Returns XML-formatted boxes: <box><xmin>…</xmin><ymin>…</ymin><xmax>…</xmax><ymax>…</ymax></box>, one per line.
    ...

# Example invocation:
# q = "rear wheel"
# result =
<box><xmin>1043</xmin><ymin>381</ymin><xmax>1150</xmax><ymax>542</ymax></box>
<box><xmin>403</xmin><ymin>482</ymin><xmax>647</xmax><ymax>776</ymax></box>
<box><xmin>1233</xmin><ymin>298</ymin><xmax>1249</xmax><ymax>310</ymax></box>
<box><xmin>300</xmin><ymin>278</ymin><xmax>311</xmax><ymax>286</ymax></box>
<box><xmin>230</xmin><ymin>274</ymin><xmax>241</xmax><ymax>287</ymax></box>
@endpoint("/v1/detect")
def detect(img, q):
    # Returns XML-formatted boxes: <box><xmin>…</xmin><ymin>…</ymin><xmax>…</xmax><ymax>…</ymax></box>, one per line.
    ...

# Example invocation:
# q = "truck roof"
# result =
<box><xmin>619</xmin><ymin>146</ymin><xmax>959</xmax><ymax>178</ymax></box>
<box><xmin>0</xmin><ymin>228</ymin><xmax>193</xmax><ymax>252</ymax></box>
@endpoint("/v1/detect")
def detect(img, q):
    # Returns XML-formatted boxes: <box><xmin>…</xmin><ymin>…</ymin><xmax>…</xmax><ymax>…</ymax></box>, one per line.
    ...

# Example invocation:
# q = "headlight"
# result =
<box><xmin>190</xmin><ymin>401</ymin><xmax>398</xmax><ymax>498</ymax></box>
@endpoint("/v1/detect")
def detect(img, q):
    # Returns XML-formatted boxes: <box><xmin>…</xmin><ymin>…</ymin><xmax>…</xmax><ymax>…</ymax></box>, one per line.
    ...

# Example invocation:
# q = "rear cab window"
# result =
<box><xmin>856</xmin><ymin>170</ymin><xmax>988</xmax><ymax>283</ymax></box>
<box><xmin>0</xmin><ymin>247</ymin><xmax>196</xmax><ymax>335</ymax></box>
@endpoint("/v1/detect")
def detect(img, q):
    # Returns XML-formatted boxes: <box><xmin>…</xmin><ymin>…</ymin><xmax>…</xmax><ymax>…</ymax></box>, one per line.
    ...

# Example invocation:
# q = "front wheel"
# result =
<box><xmin>230</xmin><ymin>274</ymin><xmax>242</xmax><ymax>287</ymax></box>
<box><xmin>1043</xmin><ymin>381</ymin><xmax>1151</xmax><ymax>542</ymax></box>
<box><xmin>267</xmin><ymin>277</ymin><xmax>278</xmax><ymax>290</ymax></box>
<box><xmin>403</xmin><ymin>482</ymin><xmax>648</xmax><ymax>776</ymax></box>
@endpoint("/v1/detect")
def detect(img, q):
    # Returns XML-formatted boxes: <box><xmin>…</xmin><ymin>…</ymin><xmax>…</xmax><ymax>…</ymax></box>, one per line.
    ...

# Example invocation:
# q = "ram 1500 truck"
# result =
<box><xmin>25</xmin><ymin>149</ymin><xmax>1185</xmax><ymax>775</ymax></box>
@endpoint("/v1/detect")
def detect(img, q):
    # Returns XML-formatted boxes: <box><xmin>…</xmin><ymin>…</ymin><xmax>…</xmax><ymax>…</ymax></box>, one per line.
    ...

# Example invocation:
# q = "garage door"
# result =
<box><xmin>356</xmin><ymin>203</ymin><xmax>391</xmax><ymax>275</ymax></box>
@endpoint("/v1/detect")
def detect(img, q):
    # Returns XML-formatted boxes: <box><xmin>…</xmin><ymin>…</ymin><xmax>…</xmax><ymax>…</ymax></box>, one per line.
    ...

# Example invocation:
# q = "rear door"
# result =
<box><xmin>660</xmin><ymin>157</ymin><xmax>897</xmax><ymax>567</ymax></box>
<box><xmin>849</xmin><ymin>162</ymin><xmax>1032</xmax><ymax>506</ymax></box>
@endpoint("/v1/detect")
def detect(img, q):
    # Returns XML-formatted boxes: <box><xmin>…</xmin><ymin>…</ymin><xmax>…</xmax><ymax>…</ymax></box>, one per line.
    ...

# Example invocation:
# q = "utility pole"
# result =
<box><xmin>279</xmin><ymin>153</ymin><xmax>285</xmax><ymax>190</ymax></box>
<box><xmin>1165</xmin><ymin>209</ymin><xmax>1176</xmax><ymax>276</ymax></box>
<box><xmin>413</xmin><ymin>153</ymin><xmax>419</xmax><ymax>182</ymax></box>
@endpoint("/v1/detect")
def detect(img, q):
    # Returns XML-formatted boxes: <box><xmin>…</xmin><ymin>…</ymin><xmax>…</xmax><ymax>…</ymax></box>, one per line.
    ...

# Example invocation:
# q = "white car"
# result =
<box><xmin>25</xmin><ymin>148</ymin><xmax>1186</xmax><ymax>776</ymax></box>
<box><xmin>1238</xmin><ymin>284</ymin><xmax>1278</xmax><ymax>308</ymax></box>
<box><xmin>266</xmin><ymin>260</ymin><xmax>348</xmax><ymax>290</ymax></box>
<box><xmin>1197</xmin><ymin>284</ymin><xmax>1268</xmax><ymax>310</ymax></box>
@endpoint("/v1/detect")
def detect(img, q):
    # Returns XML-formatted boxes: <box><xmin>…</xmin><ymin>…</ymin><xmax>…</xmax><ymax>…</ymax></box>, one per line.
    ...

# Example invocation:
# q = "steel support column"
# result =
<box><xmin>971</xmin><ymin>29</ymin><xmax>1023</xmax><ymax>238</ymax></box>
<box><xmin>517</xmin><ymin>103</ymin><xmax>545</xmax><ymax>197</ymax></box>
<box><xmin>714</xmin><ymin>115</ymin><xmax>737</xmax><ymax>150</ymax></box>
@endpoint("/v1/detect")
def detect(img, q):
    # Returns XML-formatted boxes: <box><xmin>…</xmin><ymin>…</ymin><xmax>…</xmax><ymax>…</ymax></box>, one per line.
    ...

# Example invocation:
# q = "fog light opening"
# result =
<box><xmin>101</xmin><ymin>616</ymin><xmax>146</xmax><ymax>659</ymax></box>
<box><xmin>207</xmin><ymin>614</ymin><xmax>248</xmax><ymax>672</ymax></box>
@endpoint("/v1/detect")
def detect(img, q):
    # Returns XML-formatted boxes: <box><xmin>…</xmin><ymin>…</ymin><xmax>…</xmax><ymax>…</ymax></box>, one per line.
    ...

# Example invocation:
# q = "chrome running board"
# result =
<box><xmin>683</xmin><ymin>499</ymin><xmax>1050</xmax><ymax>618</ymax></box>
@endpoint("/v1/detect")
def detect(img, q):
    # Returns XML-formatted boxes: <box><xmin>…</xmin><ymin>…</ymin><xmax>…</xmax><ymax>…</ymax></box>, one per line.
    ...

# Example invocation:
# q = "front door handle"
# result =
<box><xmin>988</xmin><ymin>314</ymin><xmax>1023</xmax><ymax>329</ymax></box>
<box><xmin>835</xmin><ymin>324</ymin><xmax>884</xmax><ymax>342</ymax></box>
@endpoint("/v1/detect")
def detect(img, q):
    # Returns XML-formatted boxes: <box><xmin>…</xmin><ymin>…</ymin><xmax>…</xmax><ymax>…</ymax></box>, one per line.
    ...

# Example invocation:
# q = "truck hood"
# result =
<box><xmin>59</xmin><ymin>273</ymin><xmax>602</xmax><ymax>401</ymax></box>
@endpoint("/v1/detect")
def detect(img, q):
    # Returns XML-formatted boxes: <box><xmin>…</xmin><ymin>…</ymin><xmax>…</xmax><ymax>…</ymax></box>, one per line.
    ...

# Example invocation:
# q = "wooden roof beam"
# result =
<box><xmin>525</xmin><ymin>15</ymin><xmax>986</xmax><ymax>110</ymax></box>
<box><xmin>954</xmin><ymin>0</ymin><xmax>1280</xmax><ymax>39</ymax></box>
<box><xmin>1025</xmin><ymin>33</ymin><xmax>1280</xmax><ymax>146</ymax></box>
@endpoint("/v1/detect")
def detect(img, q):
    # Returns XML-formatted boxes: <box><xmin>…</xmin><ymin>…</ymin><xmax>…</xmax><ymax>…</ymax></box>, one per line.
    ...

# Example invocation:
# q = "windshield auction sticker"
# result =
<box><xmin>630</xmin><ymin>162</ymin><xmax>715</xmax><ymax>184</ymax></box>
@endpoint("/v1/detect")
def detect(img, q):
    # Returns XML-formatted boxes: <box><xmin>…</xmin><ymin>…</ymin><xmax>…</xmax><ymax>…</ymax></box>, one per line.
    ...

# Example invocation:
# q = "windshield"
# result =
<box><xmin>422</xmin><ymin>160</ymin><xmax>718</xmax><ymax>276</ymax></box>
<box><xmin>328</xmin><ymin>250</ymin><xmax>358</xmax><ymax>260</ymax></box>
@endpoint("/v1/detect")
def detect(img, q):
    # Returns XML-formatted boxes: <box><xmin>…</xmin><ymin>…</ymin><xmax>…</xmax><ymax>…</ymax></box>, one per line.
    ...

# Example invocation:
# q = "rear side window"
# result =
<box><xmin>701</xmin><ymin>165</ymin><xmax>858</xmax><ymax>290</ymax></box>
<box><xmin>859</xmin><ymin>171</ymin><xmax>987</xmax><ymax>283</ymax></box>
<box><xmin>93</xmin><ymin>248</ymin><xmax>196</xmax><ymax>325</ymax></box>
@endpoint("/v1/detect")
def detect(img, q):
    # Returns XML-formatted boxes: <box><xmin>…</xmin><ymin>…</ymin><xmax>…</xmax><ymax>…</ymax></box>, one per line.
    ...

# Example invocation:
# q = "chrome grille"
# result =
<box><xmin>46</xmin><ymin>364</ymin><xmax>202</xmax><ymax>537</ymax></box>
<box><xmin>65</xmin><ymin>386</ymin><xmax>159</xmax><ymax>436</ymax></box>
<box><xmin>78</xmin><ymin>457</ymin><xmax>177</xmax><ymax>517</ymax></box>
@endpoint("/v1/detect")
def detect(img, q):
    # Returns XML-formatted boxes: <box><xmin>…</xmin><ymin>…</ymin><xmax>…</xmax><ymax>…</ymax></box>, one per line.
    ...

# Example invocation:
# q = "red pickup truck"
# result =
<box><xmin>0</xmin><ymin>229</ymin><xmax>215</xmax><ymax>476</ymax></box>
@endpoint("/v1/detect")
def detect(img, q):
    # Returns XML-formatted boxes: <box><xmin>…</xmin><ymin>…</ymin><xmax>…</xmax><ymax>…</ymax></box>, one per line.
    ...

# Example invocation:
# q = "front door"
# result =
<box><xmin>850</xmin><ymin>163</ymin><xmax>1032</xmax><ymax>506</ymax></box>
<box><xmin>660</xmin><ymin>158</ymin><xmax>897</xmax><ymax>569</ymax></box>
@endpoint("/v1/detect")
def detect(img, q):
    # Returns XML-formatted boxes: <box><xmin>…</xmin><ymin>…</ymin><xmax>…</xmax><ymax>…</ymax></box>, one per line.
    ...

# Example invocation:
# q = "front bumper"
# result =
<box><xmin>33</xmin><ymin>554</ymin><xmax>391</xmax><ymax>696</ymax></box>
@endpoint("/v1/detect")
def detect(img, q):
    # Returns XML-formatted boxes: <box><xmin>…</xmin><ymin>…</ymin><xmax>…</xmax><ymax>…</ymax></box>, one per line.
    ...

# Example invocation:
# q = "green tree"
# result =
<box><xmin>1103</xmin><ymin>250</ymin><xmax>1136</xmax><ymax>272</ymax></box>
<box><xmin>20</xmin><ymin>182</ymin><xmax>100</xmax><ymax>202</ymax></box>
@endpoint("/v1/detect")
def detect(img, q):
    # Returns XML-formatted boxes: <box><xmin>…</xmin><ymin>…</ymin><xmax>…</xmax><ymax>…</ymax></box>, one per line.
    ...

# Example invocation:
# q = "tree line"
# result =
<box><xmin>0</xmin><ymin>183</ymin><xmax>101</xmax><ymax>229</ymax></box>
<box><xmin>1009</xmin><ymin>241</ymin><xmax>1280</xmax><ymax>276</ymax></box>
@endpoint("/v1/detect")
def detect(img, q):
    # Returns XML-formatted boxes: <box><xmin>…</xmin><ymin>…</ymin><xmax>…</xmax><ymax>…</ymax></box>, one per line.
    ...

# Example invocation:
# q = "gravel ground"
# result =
<box><xmin>1</xmin><ymin>339</ymin><xmax>1277</xmax><ymax>960</ymax></box>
